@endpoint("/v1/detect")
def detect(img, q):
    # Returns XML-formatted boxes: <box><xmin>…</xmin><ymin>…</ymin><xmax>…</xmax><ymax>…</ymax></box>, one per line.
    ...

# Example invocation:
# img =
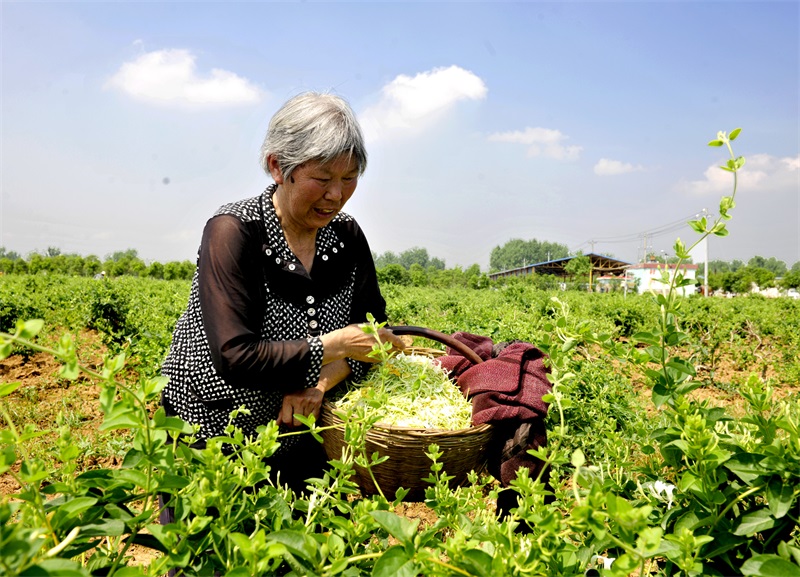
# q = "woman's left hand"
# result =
<box><xmin>278</xmin><ymin>385</ymin><xmax>324</xmax><ymax>428</ymax></box>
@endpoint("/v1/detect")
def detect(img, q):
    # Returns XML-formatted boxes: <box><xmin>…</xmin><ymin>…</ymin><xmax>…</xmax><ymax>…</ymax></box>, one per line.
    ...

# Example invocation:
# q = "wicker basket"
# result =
<box><xmin>319</xmin><ymin>326</ymin><xmax>494</xmax><ymax>502</ymax></box>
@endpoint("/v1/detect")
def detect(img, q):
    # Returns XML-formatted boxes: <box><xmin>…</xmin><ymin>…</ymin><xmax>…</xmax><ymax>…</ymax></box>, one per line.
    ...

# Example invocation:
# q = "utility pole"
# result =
<box><xmin>704</xmin><ymin>236</ymin><xmax>709</xmax><ymax>297</ymax></box>
<box><xmin>702</xmin><ymin>208</ymin><xmax>709</xmax><ymax>297</ymax></box>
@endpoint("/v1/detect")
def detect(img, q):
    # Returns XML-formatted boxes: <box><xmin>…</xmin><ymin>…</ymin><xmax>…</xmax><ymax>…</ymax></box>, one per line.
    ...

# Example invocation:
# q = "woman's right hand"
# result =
<box><xmin>320</xmin><ymin>324</ymin><xmax>406</xmax><ymax>364</ymax></box>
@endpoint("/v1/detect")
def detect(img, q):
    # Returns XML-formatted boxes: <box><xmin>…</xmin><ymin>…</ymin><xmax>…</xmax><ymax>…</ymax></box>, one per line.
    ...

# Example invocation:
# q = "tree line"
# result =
<box><xmin>0</xmin><ymin>247</ymin><xmax>196</xmax><ymax>281</ymax></box>
<box><xmin>3</xmin><ymin>242</ymin><xmax>798</xmax><ymax>292</ymax></box>
<box><xmin>706</xmin><ymin>258</ymin><xmax>800</xmax><ymax>292</ymax></box>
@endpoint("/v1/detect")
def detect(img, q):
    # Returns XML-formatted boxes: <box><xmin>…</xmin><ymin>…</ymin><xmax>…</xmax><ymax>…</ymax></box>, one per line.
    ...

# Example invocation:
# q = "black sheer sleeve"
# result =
<box><xmin>346</xmin><ymin>221</ymin><xmax>388</xmax><ymax>382</ymax></box>
<box><xmin>197</xmin><ymin>215</ymin><xmax>319</xmax><ymax>390</ymax></box>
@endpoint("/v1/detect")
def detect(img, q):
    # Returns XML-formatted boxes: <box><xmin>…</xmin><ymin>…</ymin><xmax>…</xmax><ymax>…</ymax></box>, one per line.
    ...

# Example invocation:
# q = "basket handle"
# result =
<box><xmin>386</xmin><ymin>325</ymin><xmax>484</xmax><ymax>365</ymax></box>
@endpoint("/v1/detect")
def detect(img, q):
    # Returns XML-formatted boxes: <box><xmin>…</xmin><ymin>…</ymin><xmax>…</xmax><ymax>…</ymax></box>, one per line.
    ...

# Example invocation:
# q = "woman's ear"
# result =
<box><xmin>266</xmin><ymin>154</ymin><xmax>285</xmax><ymax>184</ymax></box>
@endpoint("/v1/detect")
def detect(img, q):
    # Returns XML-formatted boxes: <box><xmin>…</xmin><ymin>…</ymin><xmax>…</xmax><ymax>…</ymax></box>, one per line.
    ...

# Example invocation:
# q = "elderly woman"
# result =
<box><xmin>161</xmin><ymin>91</ymin><xmax>404</xmax><ymax>491</ymax></box>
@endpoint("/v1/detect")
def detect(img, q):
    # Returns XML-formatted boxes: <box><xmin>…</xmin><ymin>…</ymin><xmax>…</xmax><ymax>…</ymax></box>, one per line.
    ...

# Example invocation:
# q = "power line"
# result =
<box><xmin>575</xmin><ymin>209</ymin><xmax>711</xmax><ymax>253</ymax></box>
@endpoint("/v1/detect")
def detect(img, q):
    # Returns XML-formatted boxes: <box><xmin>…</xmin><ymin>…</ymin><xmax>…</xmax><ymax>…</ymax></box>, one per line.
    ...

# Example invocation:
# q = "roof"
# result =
<box><xmin>489</xmin><ymin>253</ymin><xmax>633</xmax><ymax>279</ymax></box>
<box><xmin>628</xmin><ymin>262</ymin><xmax>699</xmax><ymax>270</ymax></box>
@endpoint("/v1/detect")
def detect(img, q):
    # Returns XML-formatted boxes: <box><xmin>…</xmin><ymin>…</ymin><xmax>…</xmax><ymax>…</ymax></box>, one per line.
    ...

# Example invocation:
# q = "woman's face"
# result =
<box><xmin>270</xmin><ymin>154</ymin><xmax>360</xmax><ymax>234</ymax></box>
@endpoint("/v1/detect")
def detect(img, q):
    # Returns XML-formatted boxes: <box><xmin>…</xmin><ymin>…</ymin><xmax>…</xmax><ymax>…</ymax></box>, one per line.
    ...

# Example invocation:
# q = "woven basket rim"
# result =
<box><xmin>321</xmin><ymin>401</ymin><xmax>491</xmax><ymax>435</ymax></box>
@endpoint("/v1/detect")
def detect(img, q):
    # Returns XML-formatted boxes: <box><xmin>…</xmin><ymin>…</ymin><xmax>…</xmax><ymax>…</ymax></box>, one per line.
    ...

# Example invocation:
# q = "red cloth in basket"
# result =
<box><xmin>436</xmin><ymin>333</ymin><xmax>551</xmax><ymax>488</ymax></box>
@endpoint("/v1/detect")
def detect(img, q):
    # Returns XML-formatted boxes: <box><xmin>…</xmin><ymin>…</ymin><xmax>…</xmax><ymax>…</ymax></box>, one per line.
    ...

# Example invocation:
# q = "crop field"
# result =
<box><xmin>2</xmin><ymin>269</ymin><xmax>799</xmax><ymax>576</ymax></box>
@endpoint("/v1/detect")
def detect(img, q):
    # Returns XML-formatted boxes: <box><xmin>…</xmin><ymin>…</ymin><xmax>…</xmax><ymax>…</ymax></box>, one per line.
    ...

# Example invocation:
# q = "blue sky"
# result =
<box><xmin>2</xmin><ymin>1</ymin><xmax>798</xmax><ymax>270</ymax></box>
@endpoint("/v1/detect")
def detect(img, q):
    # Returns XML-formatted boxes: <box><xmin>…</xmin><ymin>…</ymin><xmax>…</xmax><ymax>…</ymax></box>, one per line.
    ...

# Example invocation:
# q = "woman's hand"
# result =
<box><xmin>278</xmin><ymin>385</ymin><xmax>324</xmax><ymax>428</ymax></box>
<box><xmin>321</xmin><ymin>324</ymin><xmax>406</xmax><ymax>364</ymax></box>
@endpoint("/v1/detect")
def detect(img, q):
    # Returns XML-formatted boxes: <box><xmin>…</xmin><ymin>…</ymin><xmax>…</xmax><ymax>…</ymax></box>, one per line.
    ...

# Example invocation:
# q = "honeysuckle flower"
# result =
<box><xmin>642</xmin><ymin>479</ymin><xmax>677</xmax><ymax>509</ymax></box>
<box><xmin>591</xmin><ymin>554</ymin><xmax>616</xmax><ymax>569</ymax></box>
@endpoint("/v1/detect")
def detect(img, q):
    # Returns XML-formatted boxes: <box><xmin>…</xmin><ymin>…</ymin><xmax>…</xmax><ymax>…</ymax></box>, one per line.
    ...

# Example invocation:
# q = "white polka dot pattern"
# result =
<box><xmin>162</xmin><ymin>185</ymin><xmax>372</xmax><ymax>449</ymax></box>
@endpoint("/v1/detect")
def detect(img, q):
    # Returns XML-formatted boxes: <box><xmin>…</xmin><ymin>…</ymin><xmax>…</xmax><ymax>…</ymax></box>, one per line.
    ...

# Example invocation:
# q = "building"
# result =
<box><xmin>488</xmin><ymin>253</ymin><xmax>631</xmax><ymax>287</ymax></box>
<box><xmin>489</xmin><ymin>254</ymin><xmax>699</xmax><ymax>296</ymax></box>
<box><xmin>626</xmin><ymin>262</ymin><xmax>698</xmax><ymax>296</ymax></box>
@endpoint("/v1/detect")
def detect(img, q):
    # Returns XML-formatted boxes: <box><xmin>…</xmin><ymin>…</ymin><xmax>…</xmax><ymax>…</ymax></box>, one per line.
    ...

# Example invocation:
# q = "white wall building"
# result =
<box><xmin>627</xmin><ymin>263</ymin><xmax>698</xmax><ymax>296</ymax></box>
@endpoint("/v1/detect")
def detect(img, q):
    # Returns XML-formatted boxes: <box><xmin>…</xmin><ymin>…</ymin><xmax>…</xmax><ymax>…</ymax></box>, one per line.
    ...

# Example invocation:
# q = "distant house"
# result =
<box><xmin>626</xmin><ymin>262</ymin><xmax>698</xmax><ymax>296</ymax></box>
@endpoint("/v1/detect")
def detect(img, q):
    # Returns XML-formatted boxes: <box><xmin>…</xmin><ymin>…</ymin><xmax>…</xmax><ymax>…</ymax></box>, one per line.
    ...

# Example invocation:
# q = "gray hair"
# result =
<box><xmin>260</xmin><ymin>92</ymin><xmax>368</xmax><ymax>180</ymax></box>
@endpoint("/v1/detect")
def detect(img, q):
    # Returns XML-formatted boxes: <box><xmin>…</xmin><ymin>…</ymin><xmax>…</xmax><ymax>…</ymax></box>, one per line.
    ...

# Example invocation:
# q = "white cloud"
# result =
<box><xmin>487</xmin><ymin>127</ymin><xmax>582</xmax><ymax>161</ymax></box>
<box><xmin>594</xmin><ymin>158</ymin><xmax>645</xmax><ymax>176</ymax></box>
<box><xmin>684</xmin><ymin>153</ymin><xmax>799</xmax><ymax>195</ymax></box>
<box><xmin>360</xmin><ymin>65</ymin><xmax>487</xmax><ymax>141</ymax></box>
<box><xmin>105</xmin><ymin>48</ymin><xmax>263</xmax><ymax>107</ymax></box>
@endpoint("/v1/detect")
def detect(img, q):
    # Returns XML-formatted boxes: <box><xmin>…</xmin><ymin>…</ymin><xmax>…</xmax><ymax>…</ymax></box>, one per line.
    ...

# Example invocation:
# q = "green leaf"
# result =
<box><xmin>561</xmin><ymin>338</ymin><xmax>577</xmax><ymax>353</ymax></box>
<box><xmin>328</xmin><ymin>558</ymin><xmax>351</xmax><ymax>576</ymax></box>
<box><xmin>632</xmin><ymin>332</ymin><xmax>660</xmax><ymax>346</ymax></box>
<box><xmin>666</xmin><ymin>358</ymin><xmax>696</xmax><ymax>376</ymax></box>
<box><xmin>0</xmin><ymin>381</ymin><xmax>22</xmax><ymax>398</ymax></box>
<box><xmin>371</xmin><ymin>510</ymin><xmax>419</xmax><ymax>547</ymax></box>
<box><xmin>372</xmin><ymin>545</ymin><xmax>419</xmax><ymax>577</ymax></box>
<box><xmin>729</xmin><ymin>128</ymin><xmax>742</xmax><ymax>141</ymax></box>
<box><xmin>56</xmin><ymin>496</ymin><xmax>98</xmax><ymax>520</ymax></box>
<box><xmin>113</xmin><ymin>469</ymin><xmax>149</xmax><ymax>488</ymax></box>
<box><xmin>20</xmin><ymin>319</ymin><xmax>44</xmax><ymax>340</ymax></box>
<box><xmin>229</xmin><ymin>532</ymin><xmax>254</xmax><ymax>556</ymax></box>
<box><xmin>652</xmin><ymin>385</ymin><xmax>671</xmax><ymax>409</ymax></box>
<box><xmin>264</xmin><ymin>530</ymin><xmax>319</xmax><ymax>564</ymax></box>
<box><xmin>708</xmin><ymin>140</ymin><xmax>724</xmax><ymax>147</ymax></box>
<box><xmin>109</xmin><ymin>568</ymin><xmax>147</xmax><ymax>577</ymax></box>
<box><xmin>712</xmin><ymin>224</ymin><xmax>729</xmax><ymax>237</ymax></box>
<box><xmin>78</xmin><ymin>518</ymin><xmax>126</xmax><ymax>537</ymax></box>
<box><xmin>740</xmin><ymin>554</ymin><xmax>800</xmax><ymax>576</ymax></box>
<box><xmin>571</xmin><ymin>449</ymin><xmax>586</xmax><ymax>468</ymax></box>
<box><xmin>725</xmin><ymin>453</ymin><xmax>765</xmax><ymax>483</ymax></box>
<box><xmin>766</xmin><ymin>478</ymin><xmax>795</xmax><ymax>519</ymax></box>
<box><xmin>99</xmin><ymin>413</ymin><xmax>141</xmax><ymax>431</ymax></box>
<box><xmin>59</xmin><ymin>361</ymin><xmax>80</xmax><ymax>380</ymax></box>
<box><xmin>688</xmin><ymin>220</ymin><xmax>706</xmax><ymax>234</ymax></box>
<box><xmin>734</xmin><ymin>508</ymin><xmax>777</xmax><ymax>536</ymax></box>
<box><xmin>19</xmin><ymin>558</ymin><xmax>87</xmax><ymax>577</ymax></box>
<box><xmin>460</xmin><ymin>549</ymin><xmax>495</xmax><ymax>577</ymax></box>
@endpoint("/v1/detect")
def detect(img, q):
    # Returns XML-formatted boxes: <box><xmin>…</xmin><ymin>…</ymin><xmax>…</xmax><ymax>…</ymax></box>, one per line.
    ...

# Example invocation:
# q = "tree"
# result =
<box><xmin>376</xmin><ymin>264</ymin><xmax>410</xmax><ymax>286</ymax></box>
<box><xmin>408</xmin><ymin>263</ymin><xmax>428</xmax><ymax>287</ymax></box>
<box><xmin>147</xmin><ymin>261</ymin><xmax>165</xmax><ymax>279</ymax></box>
<box><xmin>373</xmin><ymin>251</ymin><xmax>400</xmax><ymax>269</ymax></box>
<box><xmin>0</xmin><ymin>247</ymin><xmax>21</xmax><ymax>260</ymax></box>
<box><xmin>721</xmin><ymin>269</ymin><xmax>756</xmax><ymax>294</ymax></box>
<box><xmin>489</xmin><ymin>238</ymin><xmax>569</xmax><ymax>272</ymax></box>
<box><xmin>748</xmin><ymin>267</ymin><xmax>776</xmax><ymax>290</ymax></box>
<box><xmin>27</xmin><ymin>253</ymin><xmax>51</xmax><ymax>275</ymax></box>
<box><xmin>398</xmin><ymin>247</ymin><xmax>431</xmax><ymax>269</ymax></box>
<box><xmin>84</xmin><ymin>256</ymin><xmax>102</xmax><ymax>277</ymax></box>
<box><xmin>748</xmin><ymin>256</ymin><xmax>786</xmax><ymax>276</ymax></box>
<box><xmin>565</xmin><ymin>255</ymin><xmax>592</xmax><ymax>280</ymax></box>
<box><xmin>780</xmin><ymin>271</ymin><xmax>800</xmax><ymax>290</ymax></box>
<box><xmin>107</xmin><ymin>249</ymin><xmax>139</xmax><ymax>262</ymax></box>
<box><xmin>708</xmin><ymin>260</ymin><xmax>732</xmax><ymax>274</ymax></box>
<box><xmin>428</xmin><ymin>257</ymin><xmax>446</xmax><ymax>270</ymax></box>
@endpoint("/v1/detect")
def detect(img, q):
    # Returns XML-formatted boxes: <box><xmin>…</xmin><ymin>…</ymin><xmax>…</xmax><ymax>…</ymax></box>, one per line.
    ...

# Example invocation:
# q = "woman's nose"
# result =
<box><xmin>324</xmin><ymin>181</ymin><xmax>343</xmax><ymax>200</ymax></box>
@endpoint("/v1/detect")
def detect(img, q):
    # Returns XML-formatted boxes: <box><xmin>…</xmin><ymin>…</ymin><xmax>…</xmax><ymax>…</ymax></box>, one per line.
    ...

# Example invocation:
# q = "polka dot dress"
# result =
<box><xmin>162</xmin><ymin>185</ymin><xmax>381</xmax><ymax>451</ymax></box>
